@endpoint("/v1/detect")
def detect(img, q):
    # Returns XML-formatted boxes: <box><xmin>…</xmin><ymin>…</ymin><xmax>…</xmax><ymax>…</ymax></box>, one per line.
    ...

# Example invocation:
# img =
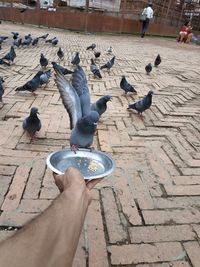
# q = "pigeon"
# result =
<box><xmin>127</xmin><ymin>91</ymin><xmax>153</xmax><ymax>115</ymax></box>
<box><xmin>94</xmin><ymin>51</ymin><xmax>101</xmax><ymax>59</ymax></box>
<box><xmin>19</xmin><ymin>7</ymin><xmax>28</xmax><ymax>13</ymax></box>
<box><xmin>51</xmin><ymin>38</ymin><xmax>58</xmax><ymax>45</ymax></box>
<box><xmin>21</xmin><ymin>36</ymin><xmax>32</xmax><ymax>46</ymax></box>
<box><xmin>90</xmin><ymin>58</ymin><xmax>102</xmax><ymax>79</ymax></box>
<box><xmin>39</xmin><ymin>33</ymin><xmax>49</xmax><ymax>40</ymax></box>
<box><xmin>23</xmin><ymin>107</ymin><xmax>41</xmax><ymax>136</ymax></box>
<box><xmin>53</xmin><ymin>64</ymin><xmax>99</xmax><ymax>150</ymax></box>
<box><xmin>145</xmin><ymin>63</ymin><xmax>152</xmax><ymax>75</ymax></box>
<box><xmin>40</xmin><ymin>53</ymin><xmax>48</xmax><ymax>68</ymax></box>
<box><xmin>91</xmin><ymin>95</ymin><xmax>112</xmax><ymax>116</ymax></box>
<box><xmin>15</xmin><ymin>71</ymin><xmax>43</xmax><ymax>93</ymax></box>
<box><xmin>51</xmin><ymin>62</ymin><xmax>74</xmax><ymax>75</ymax></box>
<box><xmin>107</xmin><ymin>46</ymin><xmax>112</xmax><ymax>54</ymax></box>
<box><xmin>0</xmin><ymin>36</ymin><xmax>8</xmax><ymax>42</ymax></box>
<box><xmin>45</xmin><ymin>37</ymin><xmax>55</xmax><ymax>43</ymax></box>
<box><xmin>39</xmin><ymin>70</ymin><xmax>51</xmax><ymax>86</ymax></box>
<box><xmin>0</xmin><ymin>77</ymin><xmax>5</xmax><ymax>104</ymax></box>
<box><xmin>57</xmin><ymin>47</ymin><xmax>64</xmax><ymax>60</ymax></box>
<box><xmin>13</xmin><ymin>38</ymin><xmax>22</xmax><ymax>47</ymax></box>
<box><xmin>154</xmin><ymin>54</ymin><xmax>161</xmax><ymax>67</ymax></box>
<box><xmin>11</xmin><ymin>32</ymin><xmax>19</xmax><ymax>40</ymax></box>
<box><xmin>86</xmin><ymin>43</ymin><xmax>96</xmax><ymax>50</ymax></box>
<box><xmin>71</xmin><ymin>52</ymin><xmax>80</xmax><ymax>66</ymax></box>
<box><xmin>0</xmin><ymin>58</ymin><xmax>10</xmax><ymax>66</ymax></box>
<box><xmin>3</xmin><ymin>46</ymin><xmax>16</xmax><ymax>63</ymax></box>
<box><xmin>100</xmin><ymin>56</ymin><xmax>115</xmax><ymax>71</ymax></box>
<box><xmin>32</xmin><ymin>37</ymin><xmax>39</xmax><ymax>46</ymax></box>
<box><xmin>25</xmin><ymin>34</ymin><xmax>31</xmax><ymax>40</ymax></box>
<box><xmin>120</xmin><ymin>75</ymin><xmax>137</xmax><ymax>94</ymax></box>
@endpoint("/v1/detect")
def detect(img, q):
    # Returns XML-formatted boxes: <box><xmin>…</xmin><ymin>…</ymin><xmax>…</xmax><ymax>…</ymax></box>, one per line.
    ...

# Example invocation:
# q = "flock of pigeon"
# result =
<box><xmin>0</xmin><ymin>31</ymin><xmax>162</xmax><ymax>151</ymax></box>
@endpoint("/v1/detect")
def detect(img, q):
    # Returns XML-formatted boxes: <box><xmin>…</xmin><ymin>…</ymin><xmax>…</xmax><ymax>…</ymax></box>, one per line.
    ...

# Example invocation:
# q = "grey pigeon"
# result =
<box><xmin>94</xmin><ymin>51</ymin><xmax>101</xmax><ymax>59</ymax></box>
<box><xmin>25</xmin><ymin>34</ymin><xmax>31</xmax><ymax>40</ymax></box>
<box><xmin>52</xmin><ymin>38</ymin><xmax>58</xmax><ymax>45</ymax></box>
<box><xmin>40</xmin><ymin>53</ymin><xmax>48</xmax><ymax>68</ymax></box>
<box><xmin>90</xmin><ymin>58</ymin><xmax>102</xmax><ymax>79</ymax></box>
<box><xmin>53</xmin><ymin>64</ymin><xmax>99</xmax><ymax>150</ymax></box>
<box><xmin>3</xmin><ymin>46</ymin><xmax>16</xmax><ymax>63</ymax></box>
<box><xmin>57</xmin><ymin>47</ymin><xmax>64</xmax><ymax>60</ymax></box>
<box><xmin>23</xmin><ymin>107</ymin><xmax>41</xmax><ymax>136</ymax></box>
<box><xmin>39</xmin><ymin>33</ymin><xmax>49</xmax><ymax>40</ymax></box>
<box><xmin>0</xmin><ymin>77</ymin><xmax>5</xmax><ymax>103</ymax></box>
<box><xmin>32</xmin><ymin>37</ymin><xmax>39</xmax><ymax>46</ymax></box>
<box><xmin>120</xmin><ymin>75</ymin><xmax>137</xmax><ymax>94</ymax></box>
<box><xmin>13</xmin><ymin>38</ymin><xmax>22</xmax><ymax>47</ymax></box>
<box><xmin>154</xmin><ymin>54</ymin><xmax>161</xmax><ymax>67</ymax></box>
<box><xmin>91</xmin><ymin>95</ymin><xmax>111</xmax><ymax>116</ymax></box>
<box><xmin>100</xmin><ymin>56</ymin><xmax>115</xmax><ymax>71</ymax></box>
<box><xmin>40</xmin><ymin>70</ymin><xmax>51</xmax><ymax>86</ymax></box>
<box><xmin>21</xmin><ymin>36</ymin><xmax>32</xmax><ymax>46</ymax></box>
<box><xmin>145</xmin><ymin>63</ymin><xmax>152</xmax><ymax>75</ymax></box>
<box><xmin>86</xmin><ymin>43</ymin><xmax>96</xmax><ymax>50</ymax></box>
<box><xmin>15</xmin><ymin>71</ymin><xmax>43</xmax><ymax>93</ymax></box>
<box><xmin>127</xmin><ymin>91</ymin><xmax>153</xmax><ymax>115</ymax></box>
<box><xmin>11</xmin><ymin>32</ymin><xmax>19</xmax><ymax>40</ymax></box>
<box><xmin>51</xmin><ymin>62</ymin><xmax>74</xmax><ymax>75</ymax></box>
<box><xmin>0</xmin><ymin>36</ymin><xmax>8</xmax><ymax>42</ymax></box>
<box><xmin>107</xmin><ymin>46</ymin><xmax>112</xmax><ymax>54</ymax></box>
<box><xmin>70</xmin><ymin>111</ymin><xmax>99</xmax><ymax>149</ymax></box>
<box><xmin>71</xmin><ymin>52</ymin><xmax>80</xmax><ymax>66</ymax></box>
<box><xmin>45</xmin><ymin>37</ymin><xmax>56</xmax><ymax>43</ymax></box>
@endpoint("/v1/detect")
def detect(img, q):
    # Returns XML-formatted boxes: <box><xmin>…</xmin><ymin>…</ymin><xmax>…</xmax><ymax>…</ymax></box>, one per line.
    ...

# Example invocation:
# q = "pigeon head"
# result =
<box><xmin>0</xmin><ymin>77</ymin><xmax>4</xmax><ymax>83</ymax></box>
<box><xmin>41</xmin><ymin>53</ymin><xmax>44</xmax><ymax>58</ymax></box>
<box><xmin>30</xmin><ymin>107</ymin><xmax>39</xmax><ymax>116</ymax></box>
<box><xmin>103</xmin><ymin>95</ymin><xmax>112</xmax><ymax>102</ymax></box>
<box><xmin>122</xmin><ymin>75</ymin><xmax>125</xmax><ymax>79</ymax></box>
<box><xmin>147</xmin><ymin>91</ymin><xmax>154</xmax><ymax>97</ymax></box>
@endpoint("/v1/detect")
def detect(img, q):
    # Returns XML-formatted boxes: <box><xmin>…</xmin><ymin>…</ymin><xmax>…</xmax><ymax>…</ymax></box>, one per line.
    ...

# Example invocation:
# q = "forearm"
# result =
<box><xmin>0</xmin><ymin>188</ymin><xmax>90</xmax><ymax>267</ymax></box>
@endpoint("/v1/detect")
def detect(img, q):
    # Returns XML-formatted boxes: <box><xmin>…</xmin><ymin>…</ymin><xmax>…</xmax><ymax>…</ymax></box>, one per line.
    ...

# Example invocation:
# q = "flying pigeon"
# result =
<box><xmin>145</xmin><ymin>63</ymin><xmax>152</xmax><ymax>75</ymax></box>
<box><xmin>57</xmin><ymin>47</ymin><xmax>64</xmax><ymax>60</ymax></box>
<box><xmin>40</xmin><ymin>53</ymin><xmax>48</xmax><ymax>68</ymax></box>
<box><xmin>39</xmin><ymin>33</ymin><xmax>49</xmax><ymax>40</ymax></box>
<box><xmin>120</xmin><ymin>75</ymin><xmax>137</xmax><ymax>94</ymax></box>
<box><xmin>32</xmin><ymin>37</ymin><xmax>39</xmax><ymax>46</ymax></box>
<box><xmin>86</xmin><ymin>43</ymin><xmax>96</xmax><ymax>50</ymax></box>
<box><xmin>94</xmin><ymin>51</ymin><xmax>101</xmax><ymax>59</ymax></box>
<box><xmin>23</xmin><ymin>107</ymin><xmax>41</xmax><ymax>136</ymax></box>
<box><xmin>0</xmin><ymin>77</ymin><xmax>5</xmax><ymax>105</ymax></box>
<box><xmin>71</xmin><ymin>52</ymin><xmax>80</xmax><ymax>66</ymax></box>
<box><xmin>91</xmin><ymin>95</ymin><xmax>112</xmax><ymax>116</ymax></box>
<box><xmin>15</xmin><ymin>71</ymin><xmax>43</xmax><ymax>94</ymax></box>
<box><xmin>154</xmin><ymin>54</ymin><xmax>161</xmax><ymax>67</ymax></box>
<box><xmin>11</xmin><ymin>32</ymin><xmax>19</xmax><ymax>40</ymax></box>
<box><xmin>13</xmin><ymin>38</ymin><xmax>22</xmax><ymax>47</ymax></box>
<box><xmin>100</xmin><ymin>56</ymin><xmax>115</xmax><ymax>71</ymax></box>
<box><xmin>3</xmin><ymin>46</ymin><xmax>16</xmax><ymax>63</ymax></box>
<box><xmin>53</xmin><ymin>64</ymin><xmax>99</xmax><ymax>151</ymax></box>
<box><xmin>90</xmin><ymin>58</ymin><xmax>102</xmax><ymax>79</ymax></box>
<box><xmin>39</xmin><ymin>70</ymin><xmax>51</xmax><ymax>86</ymax></box>
<box><xmin>127</xmin><ymin>91</ymin><xmax>153</xmax><ymax>115</ymax></box>
<box><xmin>51</xmin><ymin>62</ymin><xmax>74</xmax><ymax>75</ymax></box>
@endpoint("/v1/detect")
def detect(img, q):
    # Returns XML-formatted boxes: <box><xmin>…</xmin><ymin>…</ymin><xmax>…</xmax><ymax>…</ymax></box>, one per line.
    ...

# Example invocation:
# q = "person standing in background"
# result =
<box><xmin>141</xmin><ymin>2</ymin><xmax>154</xmax><ymax>38</ymax></box>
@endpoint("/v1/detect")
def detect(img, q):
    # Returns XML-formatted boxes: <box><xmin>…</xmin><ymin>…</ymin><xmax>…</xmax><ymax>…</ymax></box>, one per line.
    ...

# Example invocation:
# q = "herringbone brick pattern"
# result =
<box><xmin>0</xmin><ymin>22</ymin><xmax>200</xmax><ymax>267</ymax></box>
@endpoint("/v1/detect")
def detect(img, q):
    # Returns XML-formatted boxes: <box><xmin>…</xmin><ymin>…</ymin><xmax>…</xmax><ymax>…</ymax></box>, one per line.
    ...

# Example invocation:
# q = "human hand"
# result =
<box><xmin>53</xmin><ymin>167</ymin><xmax>102</xmax><ymax>193</ymax></box>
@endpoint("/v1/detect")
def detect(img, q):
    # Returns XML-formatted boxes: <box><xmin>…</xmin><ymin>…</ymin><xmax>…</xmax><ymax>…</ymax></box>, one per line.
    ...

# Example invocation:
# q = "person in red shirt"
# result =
<box><xmin>177</xmin><ymin>21</ymin><xmax>190</xmax><ymax>43</ymax></box>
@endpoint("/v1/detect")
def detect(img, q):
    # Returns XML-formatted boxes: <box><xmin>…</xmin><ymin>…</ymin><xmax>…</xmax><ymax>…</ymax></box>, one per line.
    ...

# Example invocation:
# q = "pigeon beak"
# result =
<box><xmin>93</xmin><ymin>122</ymin><xmax>97</xmax><ymax>126</ymax></box>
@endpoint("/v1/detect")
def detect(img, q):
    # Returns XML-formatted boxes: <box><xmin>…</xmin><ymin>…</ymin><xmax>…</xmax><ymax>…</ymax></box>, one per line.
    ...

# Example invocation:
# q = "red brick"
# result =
<box><xmin>109</xmin><ymin>242</ymin><xmax>183</xmax><ymax>265</ymax></box>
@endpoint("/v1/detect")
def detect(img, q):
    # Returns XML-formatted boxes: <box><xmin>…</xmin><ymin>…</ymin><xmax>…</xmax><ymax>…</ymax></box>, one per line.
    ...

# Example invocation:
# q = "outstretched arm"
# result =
<box><xmin>0</xmin><ymin>167</ymin><xmax>100</xmax><ymax>267</ymax></box>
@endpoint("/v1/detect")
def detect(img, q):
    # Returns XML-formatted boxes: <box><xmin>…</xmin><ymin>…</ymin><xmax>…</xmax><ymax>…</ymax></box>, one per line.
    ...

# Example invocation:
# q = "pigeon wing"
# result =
<box><xmin>71</xmin><ymin>66</ymin><xmax>91</xmax><ymax>116</ymax></box>
<box><xmin>54</xmin><ymin>66</ymin><xmax>82</xmax><ymax>130</ymax></box>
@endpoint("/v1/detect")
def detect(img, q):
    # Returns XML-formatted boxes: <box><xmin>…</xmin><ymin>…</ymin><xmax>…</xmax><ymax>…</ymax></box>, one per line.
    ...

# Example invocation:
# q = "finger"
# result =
<box><xmin>86</xmin><ymin>178</ymin><xmax>103</xmax><ymax>190</ymax></box>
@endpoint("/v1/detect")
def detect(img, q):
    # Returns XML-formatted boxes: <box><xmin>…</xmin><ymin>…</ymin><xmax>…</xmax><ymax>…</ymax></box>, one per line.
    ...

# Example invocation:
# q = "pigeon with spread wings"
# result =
<box><xmin>53</xmin><ymin>64</ymin><xmax>99</xmax><ymax>152</ymax></box>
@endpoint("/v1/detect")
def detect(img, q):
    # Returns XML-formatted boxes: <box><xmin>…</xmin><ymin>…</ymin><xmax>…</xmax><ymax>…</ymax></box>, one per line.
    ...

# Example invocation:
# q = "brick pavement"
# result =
<box><xmin>0</xmin><ymin>21</ymin><xmax>200</xmax><ymax>266</ymax></box>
